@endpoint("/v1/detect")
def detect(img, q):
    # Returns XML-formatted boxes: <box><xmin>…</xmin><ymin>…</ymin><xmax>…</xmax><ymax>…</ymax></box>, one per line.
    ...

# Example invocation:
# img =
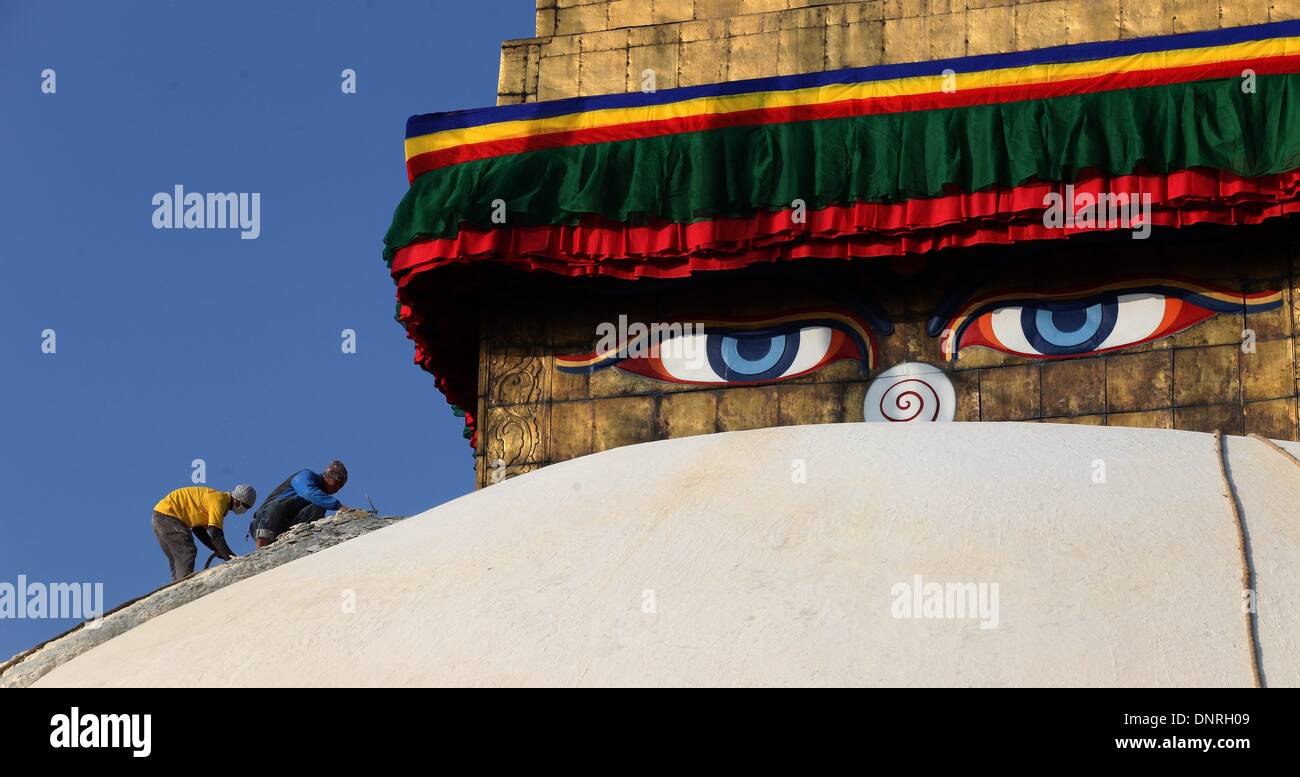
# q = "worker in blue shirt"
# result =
<box><xmin>251</xmin><ymin>460</ymin><xmax>352</xmax><ymax>548</ymax></box>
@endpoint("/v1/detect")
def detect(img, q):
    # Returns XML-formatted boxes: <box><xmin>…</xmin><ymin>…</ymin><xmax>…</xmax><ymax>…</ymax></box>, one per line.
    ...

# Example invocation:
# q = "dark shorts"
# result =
<box><xmin>253</xmin><ymin>499</ymin><xmax>325</xmax><ymax>542</ymax></box>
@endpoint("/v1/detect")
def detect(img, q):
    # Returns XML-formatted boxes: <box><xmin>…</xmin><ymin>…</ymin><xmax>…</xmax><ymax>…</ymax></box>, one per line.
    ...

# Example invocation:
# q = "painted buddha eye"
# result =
<box><xmin>985</xmin><ymin>293</ymin><xmax>1163</xmax><ymax>356</ymax></box>
<box><xmin>645</xmin><ymin>325</ymin><xmax>845</xmax><ymax>383</ymax></box>
<box><xmin>556</xmin><ymin>312</ymin><xmax>878</xmax><ymax>385</ymax></box>
<box><xmin>936</xmin><ymin>281</ymin><xmax>1282</xmax><ymax>360</ymax></box>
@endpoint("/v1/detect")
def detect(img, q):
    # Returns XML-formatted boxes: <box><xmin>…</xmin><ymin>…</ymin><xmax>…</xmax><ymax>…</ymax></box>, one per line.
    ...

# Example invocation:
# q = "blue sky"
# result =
<box><xmin>0</xmin><ymin>0</ymin><xmax>534</xmax><ymax>658</ymax></box>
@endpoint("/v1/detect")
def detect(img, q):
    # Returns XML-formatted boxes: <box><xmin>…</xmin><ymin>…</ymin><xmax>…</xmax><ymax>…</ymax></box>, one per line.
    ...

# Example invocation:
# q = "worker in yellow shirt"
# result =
<box><xmin>152</xmin><ymin>484</ymin><xmax>256</xmax><ymax>582</ymax></box>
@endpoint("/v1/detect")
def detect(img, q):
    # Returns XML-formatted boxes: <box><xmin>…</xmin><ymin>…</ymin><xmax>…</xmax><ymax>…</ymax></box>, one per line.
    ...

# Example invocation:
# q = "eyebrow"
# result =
<box><xmin>928</xmin><ymin>278</ymin><xmax>1283</xmax><ymax>341</ymax></box>
<box><xmin>667</xmin><ymin>269</ymin><xmax>896</xmax><ymax>337</ymax></box>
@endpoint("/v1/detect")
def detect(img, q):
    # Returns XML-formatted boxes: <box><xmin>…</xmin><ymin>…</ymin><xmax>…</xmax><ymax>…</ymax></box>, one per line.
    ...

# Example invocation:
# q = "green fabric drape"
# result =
<box><xmin>385</xmin><ymin>73</ymin><xmax>1300</xmax><ymax>263</ymax></box>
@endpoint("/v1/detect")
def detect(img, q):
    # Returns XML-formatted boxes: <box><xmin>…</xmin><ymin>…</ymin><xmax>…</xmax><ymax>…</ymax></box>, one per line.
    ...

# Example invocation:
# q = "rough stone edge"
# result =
<box><xmin>0</xmin><ymin>510</ymin><xmax>404</xmax><ymax>688</ymax></box>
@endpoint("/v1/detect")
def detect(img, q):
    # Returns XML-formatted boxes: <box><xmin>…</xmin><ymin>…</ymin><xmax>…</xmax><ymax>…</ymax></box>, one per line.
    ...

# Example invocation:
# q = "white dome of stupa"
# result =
<box><xmin>32</xmin><ymin>422</ymin><xmax>1300</xmax><ymax>687</ymax></box>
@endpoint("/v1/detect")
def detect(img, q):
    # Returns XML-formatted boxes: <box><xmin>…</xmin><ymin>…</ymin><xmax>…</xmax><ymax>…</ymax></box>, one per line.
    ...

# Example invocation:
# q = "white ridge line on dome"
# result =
<box><xmin>1212</xmin><ymin>430</ymin><xmax>1266</xmax><ymax>689</ymax></box>
<box><xmin>1248</xmin><ymin>432</ymin><xmax>1300</xmax><ymax>471</ymax></box>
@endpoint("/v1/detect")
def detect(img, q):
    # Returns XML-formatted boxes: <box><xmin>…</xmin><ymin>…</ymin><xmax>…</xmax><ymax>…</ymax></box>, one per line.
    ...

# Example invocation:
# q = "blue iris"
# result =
<box><xmin>707</xmin><ymin>329</ymin><xmax>801</xmax><ymax>381</ymax></box>
<box><xmin>1020</xmin><ymin>297</ymin><xmax>1119</xmax><ymax>355</ymax></box>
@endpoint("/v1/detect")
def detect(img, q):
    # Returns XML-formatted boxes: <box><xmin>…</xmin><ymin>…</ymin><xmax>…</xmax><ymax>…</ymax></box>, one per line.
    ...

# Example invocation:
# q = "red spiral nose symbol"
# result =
<box><xmin>864</xmin><ymin>362</ymin><xmax>955</xmax><ymax>423</ymax></box>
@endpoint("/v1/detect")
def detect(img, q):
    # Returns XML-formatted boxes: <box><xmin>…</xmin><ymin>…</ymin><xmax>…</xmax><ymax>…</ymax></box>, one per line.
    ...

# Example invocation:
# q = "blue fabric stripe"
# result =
<box><xmin>406</xmin><ymin>19</ymin><xmax>1300</xmax><ymax>138</ymax></box>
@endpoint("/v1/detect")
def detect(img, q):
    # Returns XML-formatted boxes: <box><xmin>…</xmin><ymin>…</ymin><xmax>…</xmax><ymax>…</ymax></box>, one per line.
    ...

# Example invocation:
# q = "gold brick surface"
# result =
<box><xmin>1042</xmin><ymin>358</ymin><xmax>1106</xmax><ymax>417</ymax></box>
<box><xmin>1107</xmin><ymin>350</ymin><xmax>1172</xmax><ymax>411</ymax></box>
<box><xmin>593</xmin><ymin>395</ymin><xmax>656</xmax><ymax>451</ymax></box>
<box><xmin>692</xmin><ymin>0</ymin><xmax>741</xmax><ymax>20</ymax></box>
<box><xmin>524</xmin><ymin>44</ymin><xmax>542</xmax><ymax>100</ymax></box>
<box><xmin>980</xmin><ymin>364</ymin><xmax>1041</xmax><ymax>420</ymax></box>
<box><xmin>842</xmin><ymin>381</ymin><xmax>868</xmax><ymax>422</ymax></box>
<box><xmin>579</xmin><ymin>47</ymin><xmax>629</xmax><ymax>94</ymax></box>
<box><xmin>875</xmin><ymin>321</ymin><xmax>909</xmax><ymax>368</ymax></box>
<box><xmin>738</xmin><ymin>0</ymin><xmax>789</xmax><ymax>15</ymax></box>
<box><xmin>951</xmin><ymin>369</ymin><xmax>981</xmax><ymax>421</ymax></box>
<box><xmin>1222</xmin><ymin>0</ymin><xmax>1270</xmax><ymax>28</ymax></box>
<box><xmin>728</xmin><ymin>32</ymin><xmax>783</xmax><ymax>79</ymax></box>
<box><xmin>658</xmin><ymin>390</ymin><xmax>719</xmax><ymax>437</ymax></box>
<box><xmin>1048</xmin><ymin>414</ymin><xmax>1105</xmax><ymax>425</ymax></box>
<box><xmin>717</xmin><ymin>386</ymin><xmax>780</xmax><ymax>431</ymax></box>
<box><xmin>1170</xmin><ymin>0</ymin><xmax>1222</xmax><ymax>33</ymax></box>
<box><xmin>513</xmin><ymin>0</ymin><xmax>1268</xmax><ymax>104</ymax></box>
<box><xmin>550</xmin><ymin>359</ymin><xmax>590</xmax><ymax>402</ymax></box>
<box><xmin>1244</xmin><ymin>397</ymin><xmax>1297</xmax><ymax>439</ymax></box>
<box><xmin>680</xmin><ymin>18</ymin><xmax>728</xmax><ymax>42</ymax></box>
<box><xmin>537</xmin><ymin>54</ymin><xmax>580</xmax><ymax>100</ymax></box>
<box><xmin>905</xmin><ymin>319</ymin><xmax>949</xmax><ymax>366</ymax></box>
<box><xmin>548</xmin><ymin>400</ymin><xmax>594</xmax><ymax>461</ymax></box>
<box><xmin>1173</xmin><ymin>344</ymin><xmax>1239</xmax><ymax>407</ymax></box>
<box><xmin>590</xmin><ymin>362</ymin><xmax>658</xmax><ymax>397</ymax></box>
<box><xmin>1017</xmin><ymin>0</ymin><xmax>1071</xmax><ymax>49</ymax></box>
<box><xmin>1120</xmin><ymin>0</ymin><xmax>1171</xmax><ymax>38</ymax></box>
<box><xmin>966</xmin><ymin>5</ymin><xmax>1017</xmax><ymax>55</ymax></box>
<box><xmin>1242</xmin><ymin>337</ymin><xmax>1294</xmax><ymax>400</ymax></box>
<box><xmin>882</xmin><ymin>0</ymin><xmax>927</xmax><ymax>19</ymax></box>
<box><xmin>1067</xmin><ymin>0</ymin><xmax>1121</xmax><ymax>43</ymax></box>
<box><xmin>537</xmin><ymin>3</ymin><xmax>558</xmax><ymax>37</ymax></box>
<box><xmin>556</xmin><ymin>2</ymin><xmax>609</xmax><ymax>35</ymax></box>
<box><xmin>927</xmin><ymin>11</ymin><xmax>966</xmax><ymax>58</ymax></box>
<box><xmin>881</xmin><ymin>16</ymin><xmax>928</xmax><ymax>63</ymax></box>
<box><xmin>729</xmin><ymin>10</ymin><xmax>783</xmax><ymax>35</ymax></box>
<box><xmin>821</xmin><ymin>21</ymin><xmax>884</xmax><ymax>71</ymax></box>
<box><xmin>498</xmin><ymin>44</ymin><xmax>530</xmax><ymax>97</ymax></box>
<box><xmin>580</xmin><ymin>27</ymin><xmax>632</xmax><ymax>51</ymax></box>
<box><xmin>1107</xmin><ymin>409</ymin><xmax>1174</xmax><ymax>429</ymax></box>
<box><xmin>1174</xmin><ymin>403</ymin><xmax>1245</xmax><ymax>435</ymax></box>
<box><xmin>1246</xmin><ymin>284</ymin><xmax>1291</xmax><ymax>339</ymax></box>
<box><xmin>776</xmin><ymin>383</ymin><xmax>845</xmax><ymax>425</ymax></box>
<box><xmin>813</xmin><ymin>359</ymin><xmax>871</xmax><ymax>383</ymax></box>
<box><xmin>630</xmin><ymin>43</ymin><xmax>680</xmax><ymax>89</ymax></box>
<box><xmin>826</xmin><ymin>0</ymin><xmax>885</xmax><ymax>24</ymax></box>
<box><xmin>608</xmin><ymin>0</ymin><xmax>656</xmax><ymax>28</ymax></box>
<box><xmin>1293</xmin><ymin>271</ymin><xmax>1300</xmax><ymax>342</ymax></box>
<box><xmin>652</xmin><ymin>0</ymin><xmax>698</xmax><ymax>24</ymax></box>
<box><xmin>948</xmin><ymin>345</ymin><xmax>1036</xmax><ymax>370</ymax></box>
<box><xmin>778</xmin><ymin>24</ymin><xmax>827</xmax><ymax>75</ymax></box>
<box><xmin>780</xmin><ymin>5</ymin><xmax>827</xmax><ymax>29</ymax></box>
<box><xmin>679</xmin><ymin>38</ymin><xmax>729</xmax><ymax>84</ymax></box>
<box><xmin>629</xmin><ymin>22</ymin><xmax>682</xmax><ymax>46</ymax></box>
<box><xmin>1166</xmin><ymin>310</ymin><xmax>1244</xmax><ymax>347</ymax></box>
<box><xmin>1273</xmin><ymin>0</ymin><xmax>1300</xmax><ymax>22</ymax></box>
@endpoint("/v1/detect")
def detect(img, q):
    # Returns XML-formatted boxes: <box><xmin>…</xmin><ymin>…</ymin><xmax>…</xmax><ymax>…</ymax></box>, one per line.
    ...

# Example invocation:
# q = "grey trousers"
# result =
<box><xmin>152</xmin><ymin>512</ymin><xmax>196</xmax><ymax>582</ymax></box>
